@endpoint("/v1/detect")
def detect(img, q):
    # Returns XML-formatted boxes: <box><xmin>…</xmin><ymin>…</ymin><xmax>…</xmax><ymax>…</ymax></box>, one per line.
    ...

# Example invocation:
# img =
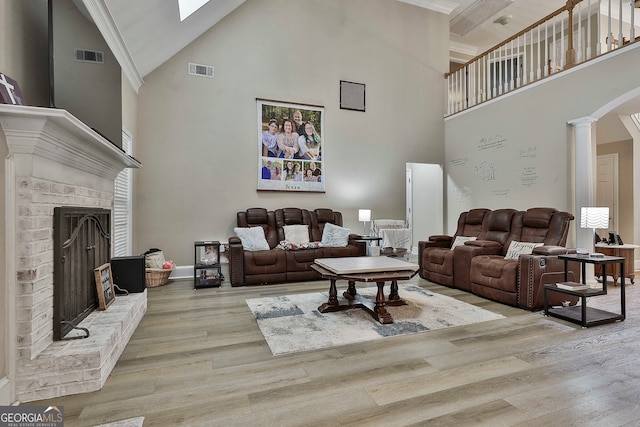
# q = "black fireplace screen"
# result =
<box><xmin>53</xmin><ymin>207</ymin><xmax>111</xmax><ymax>340</ymax></box>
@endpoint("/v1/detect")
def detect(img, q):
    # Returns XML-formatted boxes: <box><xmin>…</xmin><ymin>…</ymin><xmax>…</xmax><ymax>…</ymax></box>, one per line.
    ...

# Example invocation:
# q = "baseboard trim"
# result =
<box><xmin>171</xmin><ymin>265</ymin><xmax>192</xmax><ymax>280</ymax></box>
<box><xmin>0</xmin><ymin>377</ymin><xmax>12</xmax><ymax>405</ymax></box>
<box><xmin>169</xmin><ymin>265</ymin><xmax>230</xmax><ymax>285</ymax></box>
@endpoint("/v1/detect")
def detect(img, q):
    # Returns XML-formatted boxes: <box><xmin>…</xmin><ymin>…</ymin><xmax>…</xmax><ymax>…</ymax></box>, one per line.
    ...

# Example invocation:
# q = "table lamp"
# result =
<box><xmin>358</xmin><ymin>209</ymin><xmax>371</xmax><ymax>236</ymax></box>
<box><xmin>580</xmin><ymin>206</ymin><xmax>609</xmax><ymax>253</ymax></box>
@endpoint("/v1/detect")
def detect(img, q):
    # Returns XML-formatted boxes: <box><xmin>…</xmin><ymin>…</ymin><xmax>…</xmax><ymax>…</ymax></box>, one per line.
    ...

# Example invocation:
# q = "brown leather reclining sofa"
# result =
<box><xmin>419</xmin><ymin>207</ymin><xmax>579</xmax><ymax>310</ymax></box>
<box><xmin>228</xmin><ymin>207</ymin><xmax>366</xmax><ymax>286</ymax></box>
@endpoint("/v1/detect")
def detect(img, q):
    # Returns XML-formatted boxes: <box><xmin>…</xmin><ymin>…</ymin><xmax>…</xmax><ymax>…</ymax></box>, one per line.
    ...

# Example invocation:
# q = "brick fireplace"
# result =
<box><xmin>0</xmin><ymin>105</ymin><xmax>143</xmax><ymax>403</ymax></box>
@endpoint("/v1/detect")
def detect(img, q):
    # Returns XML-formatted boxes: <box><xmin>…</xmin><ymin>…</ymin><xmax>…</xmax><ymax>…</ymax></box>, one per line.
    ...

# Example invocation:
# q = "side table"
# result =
<box><xmin>355</xmin><ymin>236</ymin><xmax>382</xmax><ymax>256</ymax></box>
<box><xmin>194</xmin><ymin>241</ymin><xmax>223</xmax><ymax>289</ymax></box>
<box><xmin>544</xmin><ymin>253</ymin><xmax>625</xmax><ymax>327</ymax></box>
<box><xmin>594</xmin><ymin>243</ymin><xmax>638</xmax><ymax>284</ymax></box>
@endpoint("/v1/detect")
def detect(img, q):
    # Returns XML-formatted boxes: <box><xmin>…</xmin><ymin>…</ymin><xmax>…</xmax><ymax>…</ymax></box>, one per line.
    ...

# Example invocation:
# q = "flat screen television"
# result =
<box><xmin>48</xmin><ymin>0</ymin><xmax>122</xmax><ymax>148</ymax></box>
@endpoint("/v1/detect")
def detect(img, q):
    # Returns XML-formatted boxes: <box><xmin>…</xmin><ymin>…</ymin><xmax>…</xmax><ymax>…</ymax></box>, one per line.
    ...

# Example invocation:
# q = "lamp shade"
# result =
<box><xmin>358</xmin><ymin>209</ymin><xmax>371</xmax><ymax>222</ymax></box>
<box><xmin>580</xmin><ymin>207</ymin><xmax>609</xmax><ymax>229</ymax></box>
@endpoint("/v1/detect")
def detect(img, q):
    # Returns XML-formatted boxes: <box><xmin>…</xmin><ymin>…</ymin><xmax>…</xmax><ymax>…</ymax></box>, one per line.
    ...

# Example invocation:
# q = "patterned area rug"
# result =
<box><xmin>246</xmin><ymin>284</ymin><xmax>505</xmax><ymax>355</ymax></box>
<box><xmin>95</xmin><ymin>417</ymin><xmax>145</xmax><ymax>427</ymax></box>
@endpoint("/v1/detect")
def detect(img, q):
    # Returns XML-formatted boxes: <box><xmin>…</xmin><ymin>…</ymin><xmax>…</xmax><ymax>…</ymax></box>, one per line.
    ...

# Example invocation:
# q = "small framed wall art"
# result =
<box><xmin>340</xmin><ymin>80</ymin><xmax>365</xmax><ymax>112</ymax></box>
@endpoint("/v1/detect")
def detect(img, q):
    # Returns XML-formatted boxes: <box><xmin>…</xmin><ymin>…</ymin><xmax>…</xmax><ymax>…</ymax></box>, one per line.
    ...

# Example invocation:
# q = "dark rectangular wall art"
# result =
<box><xmin>340</xmin><ymin>80</ymin><xmax>365</xmax><ymax>112</ymax></box>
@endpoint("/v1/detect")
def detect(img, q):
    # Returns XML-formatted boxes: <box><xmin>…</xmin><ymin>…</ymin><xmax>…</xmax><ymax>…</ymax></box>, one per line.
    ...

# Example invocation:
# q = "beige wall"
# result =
<box><xmin>445</xmin><ymin>45</ymin><xmax>640</xmax><ymax>242</ymax></box>
<box><xmin>50</xmin><ymin>0</ymin><xmax>123</xmax><ymax>147</ymax></box>
<box><xmin>0</xmin><ymin>0</ymin><xmax>49</xmax><ymax>107</ymax></box>
<box><xmin>0</xmin><ymin>0</ymin><xmax>48</xmax><ymax>403</ymax></box>
<box><xmin>134</xmin><ymin>0</ymin><xmax>449</xmax><ymax>264</ymax></box>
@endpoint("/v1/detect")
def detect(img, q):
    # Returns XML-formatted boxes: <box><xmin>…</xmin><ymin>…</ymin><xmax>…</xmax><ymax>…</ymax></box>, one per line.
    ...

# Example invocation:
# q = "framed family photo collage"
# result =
<box><xmin>257</xmin><ymin>98</ymin><xmax>325</xmax><ymax>192</ymax></box>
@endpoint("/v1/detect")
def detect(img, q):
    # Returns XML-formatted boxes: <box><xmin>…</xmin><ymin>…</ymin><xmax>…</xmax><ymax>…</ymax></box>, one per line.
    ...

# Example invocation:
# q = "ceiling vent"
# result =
<box><xmin>450</xmin><ymin>0</ymin><xmax>514</xmax><ymax>37</ymax></box>
<box><xmin>74</xmin><ymin>49</ymin><xmax>104</xmax><ymax>63</ymax></box>
<box><xmin>188</xmin><ymin>62</ymin><xmax>214</xmax><ymax>78</ymax></box>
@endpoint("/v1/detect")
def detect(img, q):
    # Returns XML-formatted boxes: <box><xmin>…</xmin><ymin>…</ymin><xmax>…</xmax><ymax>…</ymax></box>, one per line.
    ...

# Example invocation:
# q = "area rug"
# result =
<box><xmin>246</xmin><ymin>284</ymin><xmax>505</xmax><ymax>355</ymax></box>
<box><xmin>95</xmin><ymin>417</ymin><xmax>144</xmax><ymax>427</ymax></box>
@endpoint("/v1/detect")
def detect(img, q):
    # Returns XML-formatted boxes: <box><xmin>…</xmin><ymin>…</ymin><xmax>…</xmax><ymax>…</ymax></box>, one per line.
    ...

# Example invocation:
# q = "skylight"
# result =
<box><xmin>178</xmin><ymin>0</ymin><xmax>210</xmax><ymax>21</ymax></box>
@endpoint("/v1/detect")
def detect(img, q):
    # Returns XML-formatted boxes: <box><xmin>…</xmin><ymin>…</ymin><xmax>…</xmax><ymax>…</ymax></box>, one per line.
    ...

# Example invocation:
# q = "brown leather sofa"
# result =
<box><xmin>452</xmin><ymin>208</ymin><xmax>519</xmax><ymax>292</ymax></box>
<box><xmin>469</xmin><ymin>208</ymin><xmax>578</xmax><ymax>309</ymax></box>
<box><xmin>419</xmin><ymin>207</ymin><xmax>579</xmax><ymax>310</ymax></box>
<box><xmin>228</xmin><ymin>207</ymin><xmax>365</xmax><ymax>286</ymax></box>
<box><xmin>418</xmin><ymin>208</ymin><xmax>490</xmax><ymax>286</ymax></box>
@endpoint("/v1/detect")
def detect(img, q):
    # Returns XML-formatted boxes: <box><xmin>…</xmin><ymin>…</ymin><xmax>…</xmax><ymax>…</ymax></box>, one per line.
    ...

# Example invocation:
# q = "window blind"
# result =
<box><xmin>113</xmin><ymin>130</ymin><xmax>132</xmax><ymax>257</ymax></box>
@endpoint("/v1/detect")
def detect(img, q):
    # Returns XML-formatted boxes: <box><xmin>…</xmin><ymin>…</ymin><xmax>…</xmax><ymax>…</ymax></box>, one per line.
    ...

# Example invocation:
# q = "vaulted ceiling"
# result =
<box><xmin>83</xmin><ymin>0</ymin><xmax>565</xmax><ymax>91</ymax></box>
<box><xmin>82</xmin><ymin>0</ymin><xmax>640</xmax><ymax>119</ymax></box>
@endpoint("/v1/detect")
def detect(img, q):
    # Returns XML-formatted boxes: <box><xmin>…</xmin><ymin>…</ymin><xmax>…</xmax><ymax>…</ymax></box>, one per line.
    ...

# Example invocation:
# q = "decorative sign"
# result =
<box><xmin>0</xmin><ymin>72</ymin><xmax>25</xmax><ymax>105</ymax></box>
<box><xmin>94</xmin><ymin>263</ymin><xmax>115</xmax><ymax>310</ymax></box>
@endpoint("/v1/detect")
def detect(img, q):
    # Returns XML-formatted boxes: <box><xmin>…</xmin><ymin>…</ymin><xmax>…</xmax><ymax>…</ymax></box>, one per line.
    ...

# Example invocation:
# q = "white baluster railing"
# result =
<box><xmin>446</xmin><ymin>0</ymin><xmax>640</xmax><ymax>116</ymax></box>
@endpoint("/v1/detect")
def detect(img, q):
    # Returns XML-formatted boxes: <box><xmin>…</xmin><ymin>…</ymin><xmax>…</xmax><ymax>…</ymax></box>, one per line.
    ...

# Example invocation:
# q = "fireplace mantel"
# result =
<box><xmin>0</xmin><ymin>104</ymin><xmax>141</xmax><ymax>179</ymax></box>
<box><xmin>1</xmin><ymin>104</ymin><xmax>144</xmax><ymax>404</ymax></box>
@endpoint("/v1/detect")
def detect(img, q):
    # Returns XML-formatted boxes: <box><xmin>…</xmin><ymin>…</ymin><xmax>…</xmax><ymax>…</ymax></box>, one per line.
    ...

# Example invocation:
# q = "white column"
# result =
<box><xmin>568</xmin><ymin>116</ymin><xmax>598</xmax><ymax>284</ymax></box>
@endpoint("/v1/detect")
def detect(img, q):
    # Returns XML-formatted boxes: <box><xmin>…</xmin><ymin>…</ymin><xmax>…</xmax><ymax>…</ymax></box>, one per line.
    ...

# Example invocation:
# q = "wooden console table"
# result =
<box><xmin>594</xmin><ymin>243</ymin><xmax>638</xmax><ymax>284</ymax></box>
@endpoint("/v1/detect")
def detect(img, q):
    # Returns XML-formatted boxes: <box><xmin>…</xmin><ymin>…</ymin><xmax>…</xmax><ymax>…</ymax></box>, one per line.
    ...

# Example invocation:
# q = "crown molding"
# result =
<box><xmin>397</xmin><ymin>0</ymin><xmax>459</xmax><ymax>15</ymax></box>
<box><xmin>449</xmin><ymin>40</ymin><xmax>479</xmax><ymax>58</ymax></box>
<box><xmin>82</xmin><ymin>0</ymin><xmax>144</xmax><ymax>93</ymax></box>
<box><xmin>0</xmin><ymin>105</ymin><xmax>141</xmax><ymax>178</ymax></box>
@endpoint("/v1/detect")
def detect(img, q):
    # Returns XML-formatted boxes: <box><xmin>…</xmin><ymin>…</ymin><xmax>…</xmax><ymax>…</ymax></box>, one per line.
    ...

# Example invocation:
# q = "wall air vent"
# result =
<box><xmin>74</xmin><ymin>49</ymin><xmax>104</xmax><ymax>63</ymax></box>
<box><xmin>188</xmin><ymin>62</ymin><xmax>214</xmax><ymax>78</ymax></box>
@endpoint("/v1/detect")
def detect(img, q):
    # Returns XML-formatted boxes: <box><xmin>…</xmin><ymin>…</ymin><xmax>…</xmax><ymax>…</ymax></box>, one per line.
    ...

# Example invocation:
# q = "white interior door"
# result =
<box><xmin>406</xmin><ymin>163</ymin><xmax>443</xmax><ymax>253</ymax></box>
<box><xmin>596</xmin><ymin>153</ymin><xmax>618</xmax><ymax>235</ymax></box>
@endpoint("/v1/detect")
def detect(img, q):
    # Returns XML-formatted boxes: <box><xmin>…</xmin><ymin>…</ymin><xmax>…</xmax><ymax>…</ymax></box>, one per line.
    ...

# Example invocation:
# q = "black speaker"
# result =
<box><xmin>110</xmin><ymin>255</ymin><xmax>146</xmax><ymax>293</ymax></box>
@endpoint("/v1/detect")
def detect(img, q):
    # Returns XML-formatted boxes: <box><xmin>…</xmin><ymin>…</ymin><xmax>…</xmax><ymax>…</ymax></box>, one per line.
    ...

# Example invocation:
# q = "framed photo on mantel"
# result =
<box><xmin>257</xmin><ymin>98</ymin><xmax>325</xmax><ymax>193</ymax></box>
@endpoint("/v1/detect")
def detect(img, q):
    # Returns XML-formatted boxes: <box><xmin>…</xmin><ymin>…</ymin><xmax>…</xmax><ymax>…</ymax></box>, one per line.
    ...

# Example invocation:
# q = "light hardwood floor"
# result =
<box><xmin>30</xmin><ymin>270</ymin><xmax>640</xmax><ymax>427</ymax></box>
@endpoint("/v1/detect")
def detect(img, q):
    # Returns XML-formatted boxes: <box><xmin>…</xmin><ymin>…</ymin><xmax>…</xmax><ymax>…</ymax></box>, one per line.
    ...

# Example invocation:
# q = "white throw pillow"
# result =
<box><xmin>320</xmin><ymin>223</ymin><xmax>351</xmax><ymax>247</ymax></box>
<box><xmin>283</xmin><ymin>224</ymin><xmax>310</xmax><ymax>245</ymax></box>
<box><xmin>234</xmin><ymin>227</ymin><xmax>270</xmax><ymax>251</ymax></box>
<box><xmin>504</xmin><ymin>241</ymin><xmax>543</xmax><ymax>260</ymax></box>
<box><xmin>451</xmin><ymin>236</ymin><xmax>477</xmax><ymax>249</ymax></box>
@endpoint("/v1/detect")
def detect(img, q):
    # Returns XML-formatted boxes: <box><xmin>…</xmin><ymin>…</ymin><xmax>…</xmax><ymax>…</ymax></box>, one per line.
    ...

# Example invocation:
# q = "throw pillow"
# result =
<box><xmin>451</xmin><ymin>236</ymin><xmax>477</xmax><ymax>249</ymax></box>
<box><xmin>320</xmin><ymin>222</ymin><xmax>351</xmax><ymax>247</ymax></box>
<box><xmin>283</xmin><ymin>224</ymin><xmax>310</xmax><ymax>245</ymax></box>
<box><xmin>276</xmin><ymin>240</ymin><xmax>322</xmax><ymax>251</ymax></box>
<box><xmin>504</xmin><ymin>241</ymin><xmax>544</xmax><ymax>260</ymax></box>
<box><xmin>234</xmin><ymin>226</ymin><xmax>270</xmax><ymax>251</ymax></box>
<box><xmin>145</xmin><ymin>251</ymin><xmax>166</xmax><ymax>269</ymax></box>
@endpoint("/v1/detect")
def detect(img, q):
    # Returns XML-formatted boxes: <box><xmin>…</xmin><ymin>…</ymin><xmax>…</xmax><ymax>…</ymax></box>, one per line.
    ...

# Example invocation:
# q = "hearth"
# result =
<box><xmin>53</xmin><ymin>207</ymin><xmax>111</xmax><ymax>340</ymax></box>
<box><xmin>1</xmin><ymin>105</ymin><xmax>143</xmax><ymax>403</ymax></box>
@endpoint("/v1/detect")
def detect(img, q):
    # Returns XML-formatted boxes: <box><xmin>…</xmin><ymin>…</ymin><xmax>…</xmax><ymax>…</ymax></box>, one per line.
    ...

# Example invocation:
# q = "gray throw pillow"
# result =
<box><xmin>320</xmin><ymin>223</ymin><xmax>351</xmax><ymax>247</ymax></box>
<box><xmin>234</xmin><ymin>226</ymin><xmax>270</xmax><ymax>251</ymax></box>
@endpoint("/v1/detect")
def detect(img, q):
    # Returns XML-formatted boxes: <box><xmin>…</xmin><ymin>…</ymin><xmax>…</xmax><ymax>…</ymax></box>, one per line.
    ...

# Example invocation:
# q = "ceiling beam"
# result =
<box><xmin>397</xmin><ymin>0</ymin><xmax>459</xmax><ymax>15</ymax></box>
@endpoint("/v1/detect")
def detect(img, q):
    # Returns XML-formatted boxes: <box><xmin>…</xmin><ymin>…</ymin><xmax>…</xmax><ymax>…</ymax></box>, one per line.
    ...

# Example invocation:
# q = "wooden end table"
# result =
<box><xmin>544</xmin><ymin>253</ymin><xmax>625</xmax><ymax>327</ymax></box>
<box><xmin>594</xmin><ymin>243</ymin><xmax>638</xmax><ymax>284</ymax></box>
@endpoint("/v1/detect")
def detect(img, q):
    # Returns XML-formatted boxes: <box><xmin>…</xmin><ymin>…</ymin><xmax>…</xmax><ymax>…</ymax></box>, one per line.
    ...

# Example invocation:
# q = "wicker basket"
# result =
<box><xmin>145</xmin><ymin>268</ymin><xmax>174</xmax><ymax>288</ymax></box>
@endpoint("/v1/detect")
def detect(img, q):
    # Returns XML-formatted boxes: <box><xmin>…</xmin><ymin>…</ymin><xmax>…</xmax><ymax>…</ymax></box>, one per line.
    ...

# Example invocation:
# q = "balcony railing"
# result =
<box><xmin>446</xmin><ymin>0</ymin><xmax>640</xmax><ymax>116</ymax></box>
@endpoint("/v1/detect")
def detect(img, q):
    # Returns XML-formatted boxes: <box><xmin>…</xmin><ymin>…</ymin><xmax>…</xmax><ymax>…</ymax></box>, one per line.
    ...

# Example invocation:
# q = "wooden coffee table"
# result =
<box><xmin>310</xmin><ymin>257</ymin><xmax>419</xmax><ymax>324</ymax></box>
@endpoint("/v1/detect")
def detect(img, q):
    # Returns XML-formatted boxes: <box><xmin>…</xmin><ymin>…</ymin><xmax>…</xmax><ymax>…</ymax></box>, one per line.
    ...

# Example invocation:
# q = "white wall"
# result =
<box><xmin>444</xmin><ymin>44</ymin><xmax>640</xmax><ymax>243</ymax></box>
<box><xmin>134</xmin><ymin>0</ymin><xmax>449</xmax><ymax>264</ymax></box>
